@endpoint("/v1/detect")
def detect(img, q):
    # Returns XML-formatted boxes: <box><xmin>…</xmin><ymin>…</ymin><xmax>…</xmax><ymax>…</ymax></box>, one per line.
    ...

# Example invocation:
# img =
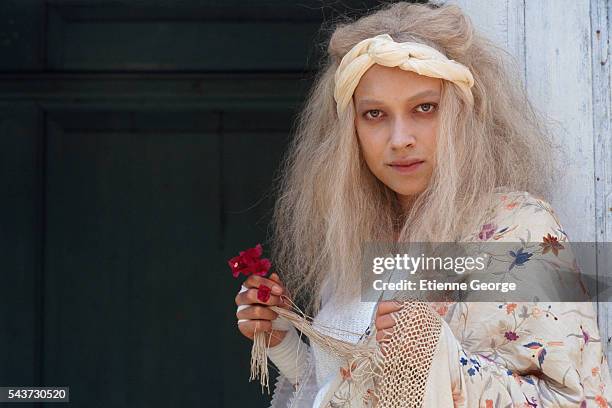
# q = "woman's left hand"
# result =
<box><xmin>374</xmin><ymin>300</ymin><xmax>403</xmax><ymax>343</ymax></box>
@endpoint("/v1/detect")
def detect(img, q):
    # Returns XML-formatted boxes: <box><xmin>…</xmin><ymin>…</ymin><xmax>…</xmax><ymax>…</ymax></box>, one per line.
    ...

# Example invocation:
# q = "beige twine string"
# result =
<box><xmin>250</xmin><ymin>293</ymin><xmax>443</xmax><ymax>408</ymax></box>
<box><xmin>249</xmin><ymin>295</ymin><xmax>379</xmax><ymax>394</ymax></box>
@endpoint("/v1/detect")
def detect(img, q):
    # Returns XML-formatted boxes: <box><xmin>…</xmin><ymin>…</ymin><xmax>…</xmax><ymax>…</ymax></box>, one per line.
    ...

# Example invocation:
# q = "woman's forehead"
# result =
<box><xmin>354</xmin><ymin>65</ymin><xmax>442</xmax><ymax>100</ymax></box>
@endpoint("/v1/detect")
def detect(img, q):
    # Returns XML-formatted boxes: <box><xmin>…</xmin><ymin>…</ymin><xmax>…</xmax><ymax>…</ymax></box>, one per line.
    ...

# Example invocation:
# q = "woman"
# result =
<box><xmin>235</xmin><ymin>2</ymin><xmax>612</xmax><ymax>407</ymax></box>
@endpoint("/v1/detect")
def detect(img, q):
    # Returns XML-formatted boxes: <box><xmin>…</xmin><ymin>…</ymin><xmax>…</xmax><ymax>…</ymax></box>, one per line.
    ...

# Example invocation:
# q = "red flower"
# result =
<box><xmin>253</xmin><ymin>258</ymin><xmax>271</xmax><ymax>276</ymax></box>
<box><xmin>257</xmin><ymin>285</ymin><xmax>271</xmax><ymax>302</ymax></box>
<box><xmin>228</xmin><ymin>243</ymin><xmax>271</xmax><ymax>278</ymax></box>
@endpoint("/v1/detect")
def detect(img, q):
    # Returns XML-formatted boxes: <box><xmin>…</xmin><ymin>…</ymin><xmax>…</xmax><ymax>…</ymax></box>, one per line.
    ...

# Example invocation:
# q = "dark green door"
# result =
<box><xmin>0</xmin><ymin>0</ymin><xmax>387</xmax><ymax>406</ymax></box>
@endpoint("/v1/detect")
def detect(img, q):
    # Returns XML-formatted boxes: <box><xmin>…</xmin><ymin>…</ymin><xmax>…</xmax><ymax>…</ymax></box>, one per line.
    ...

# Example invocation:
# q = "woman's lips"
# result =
<box><xmin>388</xmin><ymin>161</ymin><xmax>424</xmax><ymax>173</ymax></box>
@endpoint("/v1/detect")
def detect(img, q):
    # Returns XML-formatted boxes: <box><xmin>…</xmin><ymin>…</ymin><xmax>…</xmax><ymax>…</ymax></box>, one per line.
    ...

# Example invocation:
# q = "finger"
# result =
<box><xmin>235</xmin><ymin>288</ymin><xmax>284</xmax><ymax>307</ymax></box>
<box><xmin>268</xmin><ymin>273</ymin><xmax>286</xmax><ymax>293</ymax></box>
<box><xmin>374</xmin><ymin>313</ymin><xmax>397</xmax><ymax>331</ymax></box>
<box><xmin>244</xmin><ymin>275</ymin><xmax>284</xmax><ymax>295</ymax></box>
<box><xmin>236</xmin><ymin>285</ymin><xmax>250</xmax><ymax>310</ymax></box>
<box><xmin>268</xmin><ymin>273</ymin><xmax>294</xmax><ymax>309</ymax></box>
<box><xmin>276</xmin><ymin>295</ymin><xmax>293</xmax><ymax>310</ymax></box>
<box><xmin>236</xmin><ymin>305</ymin><xmax>278</xmax><ymax>321</ymax></box>
<box><xmin>376</xmin><ymin>327</ymin><xmax>394</xmax><ymax>343</ymax></box>
<box><xmin>268</xmin><ymin>273</ymin><xmax>289</xmax><ymax>297</ymax></box>
<box><xmin>236</xmin><ymin>304</ymin><xmax>292</xmax><ymax>331</ymax></box>
<box><xmin>376</xmin><ymin>300</ymin><xmax>403</xmax><ymax>316</ymax></box>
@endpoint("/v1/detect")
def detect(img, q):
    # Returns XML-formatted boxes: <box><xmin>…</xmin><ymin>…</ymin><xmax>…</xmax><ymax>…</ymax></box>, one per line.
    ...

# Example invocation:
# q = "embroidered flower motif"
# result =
<box><xmin>532</xmin><ymin>306</ymin><xmax>542</xmax><ymax>318</ymax></box>
<box><xmin>540</xmin><ymin>233</ymin><xmax>564</xmax><ymax>256</ymax></box>
<box><xmin>432</xmin><ymin>301</ymin><xmax>454</xmax><ymax>317</ymax></box>
<box><xmin>478</xmin><ymin>223</ymin><xmax>497</xmax><ymax>240</ymax></box>
<box><xmin>362</xmin><ymin>388</ymin><xmax>375</xmax><ymax>405</ymax></box>
<box><xmin>509</xmin><ymin>247</ymin><xmax>533</xmax><ymax>270</ymax></box>
<box><xmin>461</xmin><ymin>353</ymin><xmax>481</xmax><ymax>377</ymax></box>
<box><xmin>435</xmin><ymin>304</ymin><xmax>448</xmax><ymax>316</ymax></box>
<box><xmin>593</xmin><ymin>367</ymin><xmax>600</xmax><ymax>377</ymax></box>
<box><xmin>506</xmin><ymin>303</ymin><xmax>517</xmax><ymax>314</ymax></box>
<box><xmin>505</xmin><ymin>331</ymin><xmax>519</xmax><ymax>341</ymax></box>
<box><xmin>340</xmin><ymin>362</ymin><xmax>357</xmax><ymax>380</ymax></box>
<box><xmin>525</xmin><ymin>396</ymin><xmax>538</xmax><ymax>407</ymax></box>
<box><xmin>505</xmin><ymin>201</ymin><xmax>519</xmax><ymax>210</ymax></box>
<box><xmin>228</xmin><ymin>243</ymin><xmax>271</xmax><ymax>278</ymax></box>
<box><xmin>595</xmin><ymin>394</ymin><xmax>608</xmax><ymax>408</ymax></box>
<box><xmin>581</xmin><ymin>325</ymin><xmax>590</xmax><ymax>344</ymax></box>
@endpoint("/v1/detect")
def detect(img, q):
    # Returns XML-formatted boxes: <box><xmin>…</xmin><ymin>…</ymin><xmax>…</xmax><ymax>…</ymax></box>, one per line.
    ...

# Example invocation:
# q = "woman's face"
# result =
<box><xmin>353</xmin><ymin>64</ymin><xmax>441</xmax><ymax>207</ymax></box>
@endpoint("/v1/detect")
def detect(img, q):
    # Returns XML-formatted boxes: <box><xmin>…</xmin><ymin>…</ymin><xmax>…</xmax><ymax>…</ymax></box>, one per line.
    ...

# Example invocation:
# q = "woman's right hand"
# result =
<box><xmin>235</xmin><ymin>272</ymin><xmax>292</xmax><ymax>347</ymax></box>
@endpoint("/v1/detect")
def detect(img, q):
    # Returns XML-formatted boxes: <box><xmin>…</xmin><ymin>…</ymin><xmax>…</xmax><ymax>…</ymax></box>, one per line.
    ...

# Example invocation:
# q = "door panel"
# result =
<box><xmin>43</xmin><ymin>109</ymin><xmax>291</xmax><ymax>406</ymax></box>
<box><xmin>0</xmin><ymin>0</ymin><xmax>387</xmax><ymax>406</ymax></box>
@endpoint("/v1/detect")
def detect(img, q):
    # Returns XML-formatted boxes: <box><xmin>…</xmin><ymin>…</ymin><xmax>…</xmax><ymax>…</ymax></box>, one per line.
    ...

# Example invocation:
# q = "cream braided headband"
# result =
<box><xmin>333</xmin><ymin>33</ymin><xmax>475</xmax><ymax>116</ymax></box>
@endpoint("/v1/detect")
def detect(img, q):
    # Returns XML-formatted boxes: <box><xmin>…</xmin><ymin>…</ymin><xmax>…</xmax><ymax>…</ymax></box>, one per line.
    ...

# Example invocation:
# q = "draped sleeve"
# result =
<box><xmin>436</xmin><ymin>191</ymin><xmax>612</xmax><ymax>407</ymax></box>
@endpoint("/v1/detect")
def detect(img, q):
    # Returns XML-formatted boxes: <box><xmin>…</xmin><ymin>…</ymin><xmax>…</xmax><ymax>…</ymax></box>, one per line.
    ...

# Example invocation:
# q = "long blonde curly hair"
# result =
<box><xmin>270</xmin><ymin>2</ymin><xmax>560</xmax><ymax>315</ymax></box>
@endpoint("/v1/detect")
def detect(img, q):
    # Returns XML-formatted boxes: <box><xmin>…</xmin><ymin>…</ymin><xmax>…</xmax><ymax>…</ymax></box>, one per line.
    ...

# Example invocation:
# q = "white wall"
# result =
<box><xmin>440</xmin><ymin>0</ymin><xmax>612</xmax><ymax>359</ymax></box>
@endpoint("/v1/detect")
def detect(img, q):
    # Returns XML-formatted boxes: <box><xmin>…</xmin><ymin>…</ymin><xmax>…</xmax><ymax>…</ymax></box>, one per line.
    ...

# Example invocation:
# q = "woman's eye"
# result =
<box><xmin>362</xmin><ymin>104</ymin><xmax>436</xmax><ymax>119</ymax></box>
<box><xmin>363</xmin><ymin>109</ymin><xmax>382</xmax><ymax>120</ymax></box>
<box><xmin>416</xmin><ymin>103</ymin><xmax>438</xmax><ymax>113</ymax></box>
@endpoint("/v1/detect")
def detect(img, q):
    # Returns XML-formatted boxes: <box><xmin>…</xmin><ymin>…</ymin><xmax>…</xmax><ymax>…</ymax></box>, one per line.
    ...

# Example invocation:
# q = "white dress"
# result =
<box><xmin>267</xmin><ymin>275</ymin><xmax>377</xmax><ymax>408</ymax></box>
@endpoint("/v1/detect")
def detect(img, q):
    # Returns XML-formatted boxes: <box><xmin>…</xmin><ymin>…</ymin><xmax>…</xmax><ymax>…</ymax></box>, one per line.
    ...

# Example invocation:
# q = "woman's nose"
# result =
<box><xmin>389</xmin><ymin>118</ymin><xmax>417</xmax><ymax>150</ymax></box>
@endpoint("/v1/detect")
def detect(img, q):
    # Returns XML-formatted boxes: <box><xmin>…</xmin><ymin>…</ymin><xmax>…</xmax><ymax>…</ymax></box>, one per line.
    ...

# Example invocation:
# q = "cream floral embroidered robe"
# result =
<box><xmin>420</xmin><ymin>191</ymin><xmax>612</xmax><ymax>407</ymax></box>
<box><xmin>269</xmin><ymin>191</ymin><xmax>612</xmax><ymax>408</ymax></box>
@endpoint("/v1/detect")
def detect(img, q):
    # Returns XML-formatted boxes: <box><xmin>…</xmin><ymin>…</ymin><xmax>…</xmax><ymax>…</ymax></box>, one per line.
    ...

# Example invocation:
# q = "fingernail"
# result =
<box><xmin>272</xmin><ymin>285</ymin><xmax>282</xmax><ymax>295</ymax></box>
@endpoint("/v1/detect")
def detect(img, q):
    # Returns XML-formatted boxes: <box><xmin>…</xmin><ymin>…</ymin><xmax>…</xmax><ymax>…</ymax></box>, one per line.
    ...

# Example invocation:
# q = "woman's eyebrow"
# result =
<box><xmin>357</xmin><ymin>89</ymin><xmax>441</xmax><ymax>107</ymax></box>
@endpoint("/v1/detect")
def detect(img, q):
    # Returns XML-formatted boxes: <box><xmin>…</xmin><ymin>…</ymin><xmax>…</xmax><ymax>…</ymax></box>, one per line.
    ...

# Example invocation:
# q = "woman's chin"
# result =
<box><xmin>392</xmin><ymin>186</ymin><xmax>426</xmax><ymax>198</ymax></box>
